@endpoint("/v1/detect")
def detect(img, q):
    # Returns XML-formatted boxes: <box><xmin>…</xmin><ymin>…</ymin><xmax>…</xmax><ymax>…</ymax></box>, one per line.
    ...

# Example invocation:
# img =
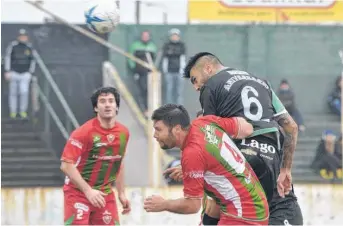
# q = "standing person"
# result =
<box><xmin>60</xmin><ymin>87</ymin><xmax>131</xmax><ymax>225</ymax></box>
<box><xmin>128</xmin><ymin>30</ymin><xmax>157</xmax><ymax>115</ymax></box>
<box><xmin>162</xmin><ymin>28</ymin><xmax>186</xmax><ymax>105</ymax></box>
<box><xmin>183</xmin><ymin>52</ymin><xmax>303</xmax><ymax>225</ymax></box>
<box><xmin>4</xmin><ymin>29</ymin><xmax>36</xmax><ymax>119</ymax></box>
<box><xmin>144</xmin><ymin>104</ymin><xmax>269</xmax><ymax>225</ymax></box>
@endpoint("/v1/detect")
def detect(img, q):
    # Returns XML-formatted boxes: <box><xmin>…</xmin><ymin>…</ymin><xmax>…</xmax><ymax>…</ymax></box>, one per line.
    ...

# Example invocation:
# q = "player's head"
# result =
<box><xmin>151</xmin><ymin>104</ymin><xmax>190</xmax><ymax>150</ymax></box>
<box><xmin>141</xmin><ymin>30</ymin><xmax>150</xmax><ymax>43</ymax></box>
<box><xmin>184</xmin><ymin>52</ymin><xmax>223</xmax><ymax>91</ymax></box>
<box><xmin>91</xmin><ymin>87</ymin><xmax>120</xmax><ymax>120</ymax></box>
<box><xmin>17</xmin><ymin>29</ymin><xmax>28</xmax><ymax>43</ymax></box>
<box><xmin>169</xmin><ymin>28</ymin><xmax>181</xmax><ymax>42</ymax></box>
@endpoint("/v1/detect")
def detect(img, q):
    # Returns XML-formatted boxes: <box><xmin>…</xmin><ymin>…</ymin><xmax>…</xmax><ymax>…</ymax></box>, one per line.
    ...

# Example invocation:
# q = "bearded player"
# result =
<box><xmin>181</xmin><ymin>52</ymin><xmax>303</xmax><ymax>225</ymax></box>
<box><xmin>144</xmin><ymin>104</ymin><xmax>269</xmax><ymax>225</ymax></box>
<box><xmin>60</xmin><ymin>87</ymin><xmax>131</xmax><ymax>225</ymax></box>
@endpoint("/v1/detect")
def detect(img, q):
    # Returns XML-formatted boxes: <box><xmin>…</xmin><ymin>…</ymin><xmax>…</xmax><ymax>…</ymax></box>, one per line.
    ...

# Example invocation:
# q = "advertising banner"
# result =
<box><xmin>188</xmin><ymin>0</ymin><xmax>343</xmax><ymax>23</ymax></box>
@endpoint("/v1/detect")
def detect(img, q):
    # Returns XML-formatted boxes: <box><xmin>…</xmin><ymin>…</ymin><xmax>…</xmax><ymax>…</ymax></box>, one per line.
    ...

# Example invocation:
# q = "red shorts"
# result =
<box><xmin>218</xmin><ymin>217</ymin><xmax>268</xmax><ymax>225</ymax></box>
<box><xmin>64</xmin><ymin>189</ymin><xmax>119</xmax><ymax>225</ymax></box>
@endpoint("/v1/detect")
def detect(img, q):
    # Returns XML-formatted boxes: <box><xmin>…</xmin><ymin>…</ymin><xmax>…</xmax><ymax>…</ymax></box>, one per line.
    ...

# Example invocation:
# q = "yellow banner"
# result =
<box><xmin>188</xmin><ymin>0</ymin><xmax>343</xmax><ymax>23</ymax></box>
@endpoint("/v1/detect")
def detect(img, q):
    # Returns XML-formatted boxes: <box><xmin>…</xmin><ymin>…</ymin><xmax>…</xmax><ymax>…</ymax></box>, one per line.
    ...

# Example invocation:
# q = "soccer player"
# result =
<box><xmin>183</xmin><ymin>52</ymin><xmax>303</xmax><ymax>225</ymax></box>
<box><xmin>60</xmin><ymin>87</ymin><xmax>131</xmax><ymax>225</ymax></box>
<box><xmin>143</xmin><ymin>104</ymin><xmax>269</xmax><ymax>225</ymax></box>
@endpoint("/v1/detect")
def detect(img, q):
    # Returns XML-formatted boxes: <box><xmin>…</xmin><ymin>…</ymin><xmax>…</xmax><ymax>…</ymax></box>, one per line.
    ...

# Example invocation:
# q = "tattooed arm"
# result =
<box><xmin>275</xmin><ymin>112</ymin><xmax>298</xmax><ymax>170</ymax></box>
<box><xmin>274</xmin><ymin>112</ymin><xmax>298</xmax><ymax>197</ymax></box>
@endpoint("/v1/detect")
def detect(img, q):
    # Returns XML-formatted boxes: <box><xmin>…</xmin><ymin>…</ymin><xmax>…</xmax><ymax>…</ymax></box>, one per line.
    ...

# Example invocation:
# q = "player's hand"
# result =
<box><xmin>163</xmin><ymin>166</ymin><xmax>183</xmax><ymax>182</ymax></box>
<box><xmin>84</xmin><ymin>188</ymin><xmax>107</xmax><ymax>208</ymax></box>
<box><xmin>143</xmin><ymin>195</ymin><xmax>166</xmax><ymax>212</ymax></box>
<box><xmin>277</xmin><ymin>168</ymin><xmax>292</xmax><ymax>198</ymax></box>
<box><xmin>4</xmin><ymin>72</ymin><xmax>11</xmax><ymax>81</ymax></box>
<box><xmin>118</xmin><ymin>192</ymin><xmax>131</xmax><ymax>215</ymax></box>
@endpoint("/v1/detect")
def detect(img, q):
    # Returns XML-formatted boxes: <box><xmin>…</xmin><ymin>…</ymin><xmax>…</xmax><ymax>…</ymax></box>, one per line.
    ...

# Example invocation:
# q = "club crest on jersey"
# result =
<box><xmin>93</xmin><ymin>135</ymin><xmax>101</xmax><ymax>143</ymax></box>
<box><xmin>102</xmin><ymin>210</ymin><xmax>112</xmax><ymax>224</ymax></box>
<box><xmin>24</xmin><ymin>49</ymin><xmax>31</xmax><ymax>56</ymax></box>
<box><xmin>107</xmin><ymin>134</ymin><xmax>115</xmax><ymax>143</ymax></box>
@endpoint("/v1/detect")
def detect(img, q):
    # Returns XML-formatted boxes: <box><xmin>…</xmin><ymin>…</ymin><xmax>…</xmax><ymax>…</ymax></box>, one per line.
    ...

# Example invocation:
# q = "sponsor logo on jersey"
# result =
<box><xmin>260</xmin><ymin>154</ymin><xmax>273</xmax><ymax>161</ymax></box>
<box><xmin>188</xmin><ymin>171</ymin><xmax>204</xmax><ymax>179</ymax></box>
<box><xmin>107</xmin><ymin>134</ymin><xmax>115</xmax><ymax>143</ymax></box>
<box><xmin>102</xmin><ymin>210</ymin><xmax>112</xmax><ymax>224</ymax></box>
<box><xmin>94</xmin><ymin>142</ymin><xmax>108</xmax><ymax>147</ymax></box>
<box><xmin>92</xmin><ymin>154</ymin><xmax>122</xmax><ymax>161</ymax></box>
<box><xmin>74</xmin><ymin>202</ymin><xmax>89</xmax><ymax>212</ymax></box>
<box><xmin>240</xmin><ymin>148</ymin><xmax>257</xmax><ymax>156</ymax></box>
<box><xmin>69</xmin><ymin>138</ymin><xmax>83</xmax><ymax>149</ymax></box>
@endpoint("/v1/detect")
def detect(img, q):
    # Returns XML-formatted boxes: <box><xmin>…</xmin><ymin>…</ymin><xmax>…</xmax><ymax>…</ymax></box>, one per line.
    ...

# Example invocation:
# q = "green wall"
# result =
<box><xmin>109</xmin><ymin>25</ymin><xmax>343</xmax><ymax>116</ymax></box>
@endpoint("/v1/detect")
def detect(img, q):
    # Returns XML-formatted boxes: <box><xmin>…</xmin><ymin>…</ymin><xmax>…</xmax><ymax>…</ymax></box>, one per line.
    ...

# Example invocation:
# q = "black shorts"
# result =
<box><xmin>269</xmin><ymin>198</ymin><xmax>303</xmax><ymax>225</ymax></box>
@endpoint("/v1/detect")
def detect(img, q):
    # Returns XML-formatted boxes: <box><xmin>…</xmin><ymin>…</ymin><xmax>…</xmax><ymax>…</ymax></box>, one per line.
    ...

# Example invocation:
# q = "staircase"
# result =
<box><xmin>1</xmin><ymin>118</ymin><xmax>64</xmax><ymax>187</ymax></box>
<box><xmin>292</xmin><ymin>113</ymin><xmax>341</xmax><ymax>184</ymax></box>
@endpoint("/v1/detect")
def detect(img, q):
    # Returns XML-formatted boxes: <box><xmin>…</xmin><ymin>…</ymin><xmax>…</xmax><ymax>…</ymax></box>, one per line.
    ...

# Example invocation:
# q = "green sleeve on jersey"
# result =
<box><xmin>271</xmin><ymin>89</ymin><xmax>287</xmax><ymax>116</ymax></box>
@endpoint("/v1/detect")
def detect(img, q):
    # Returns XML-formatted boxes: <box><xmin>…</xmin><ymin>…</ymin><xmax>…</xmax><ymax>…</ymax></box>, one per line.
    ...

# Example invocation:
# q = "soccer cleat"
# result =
<box><xmin>20</xmin><ymin>112</ymin><xmax>28</xmax><ymax>119</ymax></box>
<box><xmin>10</xmin><ymin>113</ymin><xmax>16</xmax><ymax>119</ymax></box>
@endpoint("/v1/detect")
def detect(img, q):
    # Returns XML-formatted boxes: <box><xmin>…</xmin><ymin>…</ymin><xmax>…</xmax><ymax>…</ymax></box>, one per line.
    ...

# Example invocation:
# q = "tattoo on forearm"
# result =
<box><xmin>274</xmin><ymin>113</ymin><xmax>298</xmax><ymax>169</ymax></box>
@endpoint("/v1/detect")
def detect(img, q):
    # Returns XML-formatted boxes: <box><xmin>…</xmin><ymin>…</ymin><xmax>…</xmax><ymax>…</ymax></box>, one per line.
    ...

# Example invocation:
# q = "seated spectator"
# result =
<box><xmin>328</xmin><ymin>76</ymin><xmax>342</xmax><ymax>117</ymax></box>
<box><xmin>311</xmin><ymin>130</ymin><xmax>342</xmax><ymax>180</ymax></box>
<box><xmin>277</xmin><ymin>79</ymin><xmax>306</xmax><ymax>132</ymax></box>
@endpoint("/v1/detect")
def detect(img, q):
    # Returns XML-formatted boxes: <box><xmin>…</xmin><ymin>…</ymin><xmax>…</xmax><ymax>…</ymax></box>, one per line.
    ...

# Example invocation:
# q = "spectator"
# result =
<box><xmin>328</xmin><ymin>76</ymin><xmax>342</xmax><ymax>117</ymax></box>
<box><xmin>277</xmin><ymin>79</ymin><xmax>306</xmax><ymax>132</ymax></box>
<box><xmin>161</xmin><ymin>28</ymin><xmax>186</xmax><ymax>105</ymax></box>
<box><xmin>311</xmin><ymin>130</ymin><xmax>342</xmax><ymax>180</ymax></box>
<box><xmin>4</xmin><ymin>29</ymin><xmax>36</xmax><ymax>119</ymax></box>
<box><xmin>128</xmin><ymin>30</ymin><xmax>157</xmax><ymax>115</ymax></box>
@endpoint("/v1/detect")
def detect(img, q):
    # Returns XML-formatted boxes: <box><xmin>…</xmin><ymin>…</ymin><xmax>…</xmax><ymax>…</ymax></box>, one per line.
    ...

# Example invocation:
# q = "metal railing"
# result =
<box><xmin>31</xmin><ymin>50</ymin><xmax>79</xmax><ymax>147</ymax></box>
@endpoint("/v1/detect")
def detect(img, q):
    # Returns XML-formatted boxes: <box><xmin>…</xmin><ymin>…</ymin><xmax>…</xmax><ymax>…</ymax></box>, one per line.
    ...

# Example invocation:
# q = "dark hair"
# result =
<box><xmin>183</xmin><ymin>52</ymin><xmax>222</xmax><ymax>78</ymax></box>
<box><xmin>196</xmin><ymin>110</ymin><xmax>203</xmax><ymax>118</ymax></box>
<box><xmin>151</xmin><ymin>104</ymin><xmax>190</xmax><ymax>130</ymax></box>
<box><xmin>280</xmin><ymin>79</ymin><xmax>288</xmax><ymax>85</ymax></box>
<box><xmin>91</xmin><ymin>87</ymin><xmax>120</xmax><ymax>110</ymax></box>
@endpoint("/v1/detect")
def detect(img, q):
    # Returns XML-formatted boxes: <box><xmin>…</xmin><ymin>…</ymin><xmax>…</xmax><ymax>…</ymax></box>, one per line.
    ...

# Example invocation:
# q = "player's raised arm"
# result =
<box><xmin>271</xmin><ymin>89</ymin><xmax>298</xmax><ymax>170</ymax></box>
<box><xmin>271</xmin><ymin>88</ymin><xmax>298</xmax><ymax>197</ymax></box>
<box><xmin>208</xmin><ymin>116</ymin><xmax>253</xmax><ymax>139</ymax></box>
